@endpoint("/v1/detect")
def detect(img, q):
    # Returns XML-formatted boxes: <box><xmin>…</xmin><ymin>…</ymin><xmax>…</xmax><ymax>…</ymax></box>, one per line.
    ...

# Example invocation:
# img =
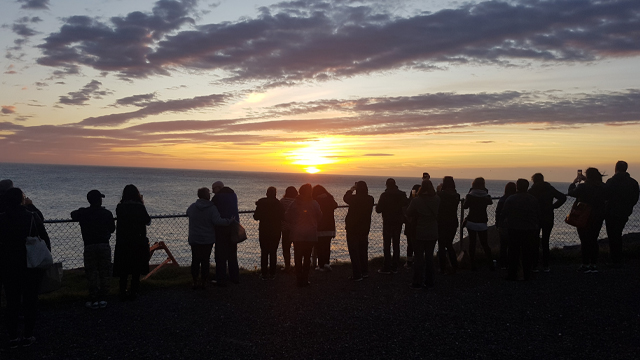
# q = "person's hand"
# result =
<box><xmin>350</xmin><ymin>185</ymin><xmax>357</xmax><ymax>192</ymax></box>
<box><xmin>24</xmin><ymin>197</ymin><xmax>33</xmax><ymax>206</ymax></box>
<box><xmin>436</xmin><ymin>183</ymin><xmax>443</xmax><ymax>192</ymax></box>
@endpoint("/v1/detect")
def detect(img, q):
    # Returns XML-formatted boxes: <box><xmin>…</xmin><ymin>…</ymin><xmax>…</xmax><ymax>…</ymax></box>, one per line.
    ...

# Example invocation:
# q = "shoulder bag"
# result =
<box><xmin>565</xmin><ymin>201</ymin><xmax>592</xmax><ymax>228</ymax></box>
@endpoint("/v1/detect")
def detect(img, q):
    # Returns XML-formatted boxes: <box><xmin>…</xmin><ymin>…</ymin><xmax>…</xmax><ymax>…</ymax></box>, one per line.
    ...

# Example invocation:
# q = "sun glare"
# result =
<box><xmin>305</xmin><ymin>167</ymin><xmax>321</xmax><ymax>174</ymax></box>
<box><xmin>286</xmin><ymin>138</ymin><xmax>344</xmax><ymax>173</ymax></box>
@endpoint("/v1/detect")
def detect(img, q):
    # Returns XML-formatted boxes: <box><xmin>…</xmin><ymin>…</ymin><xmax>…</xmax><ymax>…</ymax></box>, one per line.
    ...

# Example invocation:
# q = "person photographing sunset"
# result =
<box><xmin>376</xmin><ymin>178</ymin><xmax>408</xmax><ymax>274</ymax></box>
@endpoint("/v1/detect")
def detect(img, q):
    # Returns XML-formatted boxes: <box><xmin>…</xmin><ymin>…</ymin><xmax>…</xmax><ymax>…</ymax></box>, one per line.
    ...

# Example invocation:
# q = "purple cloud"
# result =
<box><xmin>58</xmin><ymin>80</ymin><xmax>110</xmax><ymax>106</ymax></box>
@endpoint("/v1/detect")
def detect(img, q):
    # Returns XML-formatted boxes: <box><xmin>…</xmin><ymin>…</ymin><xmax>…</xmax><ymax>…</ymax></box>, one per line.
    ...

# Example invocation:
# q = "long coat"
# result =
<box><xmin>113</xmin><ymin>201</ymin><xmax>151</xmax><ymax>276</ymax></box>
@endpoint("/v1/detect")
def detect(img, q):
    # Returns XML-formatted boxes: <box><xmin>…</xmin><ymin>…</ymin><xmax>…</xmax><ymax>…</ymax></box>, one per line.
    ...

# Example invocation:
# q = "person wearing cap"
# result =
<box><xmin>211</xmin><ymin>181</ymin><xmax>240</xmax><ymax>286</ymax></box>
<box><xmin>375</xmin><ymin>178</ymin><xmax>408</xmax><ymax>274</ymax></box>
<box><xmin>71</xmin><ymin>190</ymin><xmax>116</xmax><ymax>309</ymax></box>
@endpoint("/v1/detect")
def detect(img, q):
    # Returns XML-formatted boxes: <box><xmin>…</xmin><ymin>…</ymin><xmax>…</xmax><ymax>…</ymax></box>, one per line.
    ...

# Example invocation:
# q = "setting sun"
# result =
<box><xmin>305</xmin><ymin>167</ymin><xmax>321</xmax><ymax>173</ymax></box>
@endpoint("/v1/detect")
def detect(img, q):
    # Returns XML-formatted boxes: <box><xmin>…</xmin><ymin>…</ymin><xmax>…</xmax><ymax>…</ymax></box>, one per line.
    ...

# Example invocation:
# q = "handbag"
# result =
<box><xmin>39</xmin><ymin>262</ymin><xmax>63</xmax><ymax>294</ymax></box>
<box><xmin>230</xmin><ymin>222</ymin><xmax>248</xmax><ymax>244</ymax></box>
<box><xmin>25</xmin><ymin>216</ymin><xmax>54</xmax><ymax>269</ymax></box>
<box><xmin>565</xmin><ymin>201</ymin><xmax>592</xmax><ymax>228</ymax></box>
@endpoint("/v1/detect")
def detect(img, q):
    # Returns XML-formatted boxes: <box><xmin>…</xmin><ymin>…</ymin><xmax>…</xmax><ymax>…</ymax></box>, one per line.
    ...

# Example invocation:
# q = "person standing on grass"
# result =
<box><xmin>280</xmin><ymin>186</ymin><xmax>298</xmax><ymax>272</ymax></box>
<box><xmin>343</xmin><ymin>181</ymin><xmax>375</xmax><ymax>281</ymax></box>
<box><xmin>463</xmin><ymin>177</ymin><xmax>494</xmax><ymax>270</ymax></box>
<box><xmin>286</xmin><ymin>183</ymin><xmax>322</xmax><ymax>287</ymax></box>
<box><xmin>211</xmin><ymin>181</ymin><xmax>241</xmax><ymax>286</ymax></box>
<box><xmin>113</xmin><ymin>184</ymin><xmax>151</xmax><ymax>301</ymax></box>
<box><xmin>375</xmin><ymin>178</ymin><xmax>408</xmax><ymax>274</ymax></box>
<box><xmin>495</xmin><ymin>182</ymin><xmax>516</xmax><ymax>270</ymax></box>
<box><xmin>71</xmin><ymin>190</ymin><xmax>115</xmax><ymax>309</ymax></box>
<box><xmin>187</xmin><ymin>187</ymin><xmax>234</xmax><ymax>289</ymax></box>
<box><xmin>528</xmin><ymin>173</ymin><xmax>567</xmax><ymax>272</ymax></box>
<box><xmin>568</xmin><ymin>168</ymin><xmax>608</xmax><ymax>273</ymax></box>
<box><xmin>254</xmin><ymin>187</ymin><xmax>284</xmax><ymax>280</ymax></box>
<box><xmin>501</xmin><ymin>179</ymin><xmax>540</xmax><ymax>281</ymax></box>
<box><xmin>403</xmin><ymin>184</ymin><xmax>421</xmax><ymax>269</ymax></box>
<box><xmin>312</xmin><ymin>185</ymin><xmax>338</xmax><ymax>272</ymax></box>
<box><xmin>406</xmin><ymin>180</ymin><xmax>440</xmax><ymax>289</ymax></box>
<box><xmin>605</xmin><ymin>161</ymin><xmax>639</xmax><ymax>267</ymax></box>
<box><xmin>436</xmin><ymin>176</ymin><xmax>460</xmax><ymax>274</ymax></box>
<box><xmin>0</xmin><ymin>187</ymin><xmax>50</xmax><ymax>348</ymax></box>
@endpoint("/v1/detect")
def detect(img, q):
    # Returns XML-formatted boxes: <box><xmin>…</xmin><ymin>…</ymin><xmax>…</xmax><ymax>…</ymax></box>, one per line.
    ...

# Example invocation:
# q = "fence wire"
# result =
<box><xmin>45</xmin><ymin>200</ymin><xmax>640</xmax><ymax>270</ymax></box>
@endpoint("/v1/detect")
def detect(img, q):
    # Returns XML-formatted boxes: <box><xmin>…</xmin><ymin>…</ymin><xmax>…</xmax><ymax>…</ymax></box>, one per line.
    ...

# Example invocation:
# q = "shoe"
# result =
<box><xmin>98</xmin><ymin>301</ymin><xmax>107</xmax><ymax>308</ymax></box>
<box><xmin>543</xmin><ymin>267</ymin><xmax>550</xmax><ymax>273</ymax></box>
<box><xmin>532</xmin><ymin>268</ymin><xmax>539</xmax><ymax>273</ymax></box>
<box><xmin>409</xmin><ymin>283</ymin><xmax>422</xmax><ymax>289</ymax></box>
<box><xmin>348</xmin><ymin>276</ymin><xmax>363</xmax><ymax>282</ymax></box>
<box><xmin>85</xmin><ymin>301</ymin><xmax>99</xmax><ymax>309</ymax></box>
<box><xmin>578</xmin><ymin>264</ymin><xmax>590</xmax><ymax>273</ymax></box>
<box><xmin>391</xmin><ymin>269</ymin><xmax>398</xmax><ymax>274</ymax></box>
<box><xmin>9</xmin><ymin>338</ymin><xmax>20</xmax><ymax>349</ymax></box>
<box><xmin>21</xmin><ymin>336</ymin><xmax>36</xmax><ymax>347</ymax></box>
<box><xmin>404</xmin><ymin>262</ymin><xmax>413</xmax><ymax>269</ymax></box>
<box><xmin>362</xmin><ymin>273</ymin><xmax>369</xmax><ymax>278</ymax></box>
<box><xmin>316</xmin><ymin>266</ymin><xmax>326</xmax><ymax>272</ymax></box>
<box><xmin>378</xmin><ymin>269</ymin><xmax>391</xmax><ymax>275</ymax></box>
<box><xmin>324</xmin><ymin>264</ymin><xmax>332</xmax><ymax>272</ymax></box>
<box><xmin>589</xmin><ymin>265</ymin><xmax>599</xmax><ymax>273</ymax></box>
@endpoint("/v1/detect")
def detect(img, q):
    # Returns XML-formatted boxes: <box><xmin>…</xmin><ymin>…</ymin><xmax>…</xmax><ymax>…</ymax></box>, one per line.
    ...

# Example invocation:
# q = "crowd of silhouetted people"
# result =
<box><xmin>0</xmin><ymin>160</ymin><xmax>639</xmax><ymax>349</ymax></box>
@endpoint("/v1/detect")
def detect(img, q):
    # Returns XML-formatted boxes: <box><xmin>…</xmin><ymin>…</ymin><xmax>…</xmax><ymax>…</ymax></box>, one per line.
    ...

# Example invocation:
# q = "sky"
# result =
<box><xmin>1</xmin><ymin>0</ymin><xmax>640</xmax><ymax>181</ymax></box>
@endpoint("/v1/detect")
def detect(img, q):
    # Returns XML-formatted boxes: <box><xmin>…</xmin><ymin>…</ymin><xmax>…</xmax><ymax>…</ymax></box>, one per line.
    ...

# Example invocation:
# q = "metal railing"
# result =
<box><xmin>45</xmin><ymin>200</ymin><xmax>640</xmax><ymax>270</ymax></box>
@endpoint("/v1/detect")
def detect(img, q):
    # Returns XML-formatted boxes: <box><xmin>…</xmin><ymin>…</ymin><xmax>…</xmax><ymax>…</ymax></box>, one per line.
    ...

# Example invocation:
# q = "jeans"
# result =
<box><xmin>281</xmin><ymin>229</ymin><xmax>292</xmax><ymax>269</ymax></box>
<box><xmin>412</xmin><ymin>240</ymin><xmax>437</xmax><ymax>287</ymax></box>
<box><xmin>468</xmin><ymin>229</ymin><xmax>492</xmax><ymax>266</ymax></box>
<box><xmin>316</xmin><ymin>236</ymin><xmax>332</xmax><ymax>268</ymax></box>
<box><xmin>294</xmin><ymin>242</ymin><xmax>314</xmax><ymax>285</ymax></box>
<box><xmin>84</xmin><ymin>243</ymin><xmax>112</xmax><ymax>300</ymax></box>
<box><xmin>215</xmin><ymin>227</ymin><xmax>239</xmax><ymax>284</ymax></box>
<box><xmin>437</xmin><ymin>223</ymin><xmax>458</xmax><ymax>271</ymax></box>
<box><xmin>577</xmin><ymin>216</ymin><xmax>604</xmax><ymax>265</ymax></box>
<box><xmin>4</xmin><ymin>268</ymin><xmax>43</xmax><ymax>339</ymax></box>
<box><xmin>382</xmin><ymin>221</ymin><xmax>403</xmax><ymax>271</ymax></box>
<box><xmin>533</xmin><ymin>222</ymin><xmax>553</xmax><ymax>269</ymax></box>
<box><xmin>260</xmin><ymin>233</ymin><xmax>280</xmax><ymax>276</ymax></box>
<box><xmin>606</xmin><ymin>215</ymin><xmax>628</xmax><ymax>264</ymax></box>
<box><xmin>346</xmin><ymin>232</ymin><xmax>369</xmax><ymax>279</ymax></box>
<box><xmin>191</xmin><ymin>243</ymin><xmax>214</xmax><ymax>281</ymax></box>
<box><xmin>507</xmin><ymin>229</ymin><xmax>537</xmax><ymax>280</ymax></box>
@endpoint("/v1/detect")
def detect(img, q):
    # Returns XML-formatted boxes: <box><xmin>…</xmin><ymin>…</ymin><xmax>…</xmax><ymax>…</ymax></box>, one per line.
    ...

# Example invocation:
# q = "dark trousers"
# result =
<box><xmin>215</xmin><ymin>229</ymin><xmax>239</xmax><ymax>284</ymax></box>
<box><xmin>437</xmin><ymin>223</ymin><xmax>458</xmax><ymax>271</ymax></box>
<box><xmin>294</xmin><ymin>242</ymin><xmax>314</xmax><ymax>285</ymax></box>
<box><xmin>382</xmin><ymin>221</ymin><xmax>403</xmax><ymax>271</ymax></box>
<box><xmin>468</xmin><ymin>229</ymin><xmax>492</xmax><ymax>265</ymax></box>
<box><xmin>346</xmin><ymin>232</ymin><xmax>369</xmax><ymax>279</ymax></box>
<box><xmin>406</xmin><ymin>234</ymin><xmax>414</xmax><ymax>260</ymax></box>
<box><xmin>119</xmin><ymin>272</ymin><xmax>140</xmax><ymax>295</ymax></box>
<box><xmin>84</xmin><ymin>243</ymin><xmax>112</xmax><ymax>300</ymax></box>
<box><xmin>498</xmin><ymin>227</ymin><xmax>509</xmax><ymax>268</ymax></box>
<box><xmin>577</xmin><ymin>217</ymin><xmax>604</xmax><ymax>265</ymax></box>
<box><xmin>606</xmin><ymin>215</ymin><xmax>628</xmax><ymax>264</ymax></box>
<box><xmin>316</xmin><ymin>236</ymin><xmax>332</xmax><ymax>268</ymax></box>
<box><xmin>533</xmin><ymin>222</ymin><xmax>553</xmax><ymax>269</ymax></box>
<box><xmin>190</xmin><ymin>243</ymin><xmax>214</xmax><ymax>281</ymax></box>
<box><xmin>4</xmin><ymin>269</ymin><xmax>42</xmax><ymax>339</ymax></box>
<box><xmin>282</xmin><ymin>229</ymin><xmax>292</xmax><ymax>269</ymax></box>
<box><xmin>412</xmin><ymin>240</ymin><xmax>437</xmax><ymax>287</ymax></box>
<box><xmin>260</xmin><ymin>233</ymin><xmax>280</xmax><ymax>276</ymax></box>
<box><xmin>507</xmin><ymin>229</ymin><xmax>537</xmax><ymax>281</ymax></box>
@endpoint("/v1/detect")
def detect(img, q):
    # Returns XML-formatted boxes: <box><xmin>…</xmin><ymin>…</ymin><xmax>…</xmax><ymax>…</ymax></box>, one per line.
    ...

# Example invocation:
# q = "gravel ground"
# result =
<box><xmin>1</xmin><ymin>258</ymin><xmax>639</xmax><ymax>360</ymax></box>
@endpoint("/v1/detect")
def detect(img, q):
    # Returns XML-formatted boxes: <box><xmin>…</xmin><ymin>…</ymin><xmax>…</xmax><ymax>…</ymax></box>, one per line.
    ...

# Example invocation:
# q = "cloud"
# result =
<box><xmin>114</xmin><ymin>93</ymin><xmax>157</xmax><ymax>106</ymax></box>
<box><xmin>363</xmin><ymin>153</ymin><xmax>394</xmax><ymax>156</ymax></box>
<box><xmin>1</xmin><ymin>106</ymin><xmax>17</xmax><ymax>115</ymax></box>
<box><xmin>17</xmin><ymin>0</ymin><xmax>50</xmax><ymax>10</ymax></box>
<box><xmin>36</xmin><ymin>0</ymin><xmax>640</xmax><ymax>85</ymax></box>
<box><xmin>476</xmin><ymin>141</ymin><xmax>495</xmax><ymax>143</ymax></box>
<box><xmin>12</xmin><ymin>23</ymin><xmax>37</xmax><ymax>37</ymax></box>
<box><xmin>58</xmin><ymin>80</ymin><xmax>110</xmax><ymax>106</ymax></box>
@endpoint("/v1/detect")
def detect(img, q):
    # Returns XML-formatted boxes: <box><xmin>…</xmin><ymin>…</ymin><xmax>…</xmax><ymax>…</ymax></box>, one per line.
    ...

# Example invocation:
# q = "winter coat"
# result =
<box><xmin>314</xmin><ymin>193</ymin><xmax>338</xmax><ymax>237</ymax></box>
<box><xmin>187</xmin><ymin>199</ymin><xmax>232</xmax><ymax>245</ymax></box>
<box><xmin>501</xmin><ymin>192</ymin><xmax>540</xmax><ymax>230</ymax></box>
<box><xmin>437</xmin><ymin>190</ymin><xmax>460</xmax><ymax>228</ymax></box>
<box><xmin>0</xmin><ymin>205</ymin><xmax>51</xmax><ymax>276</ymax></box>
<box><xmin>605</xmin><ymin>172</ymin><xmax>639</xmax><ymax>219</ymax></box>
<box><xmin>212</xmin><ymin>187</ymin><xmax>240</xmax><ymax>223</ymax></box>
<box><xmin>253</xmin><ymin>196</ymin><xmax>284</xmax><ymax>239</ymax></box>
<box><xmin>495</xmin><ymin>194</ymin><xmax>513</xmax><ymax>228</ymax></box>
<box><xmin>285</xmin><ymin>197</ymin><xmax>322</xmax><ymax>243</ymax></box>
<box><xmin>528</xmin><ymin>182</ymin><xmax>567</xmax><ymax>225</ymax></box>
<box><xmin>463</xmin><ymin>189</ymin><xmax>493</xmax><ymax>224</ymax></box>
<box><xmin>113</xmin><ymin>201</ymin><xmax>151</xmax><ymax>276</ymax></box>
<box><xmin>71</xmin><ymin>205</ymin><xmax>115</xmax><ymax>246</ymax></box>
<box><xmin>343</xmin><ymin>191</ymin><xmax>374</xmax><ymax>236</ymax></box>
<box><xmin>568</xmin><ymin>182</ymin><xmax>607</xmax><ymax>222</ymax></box>
<box><xmin>406</xmin><ymin>194</ymin><xmax>440</xmax><ymax>242</ymax></box>
<box><xmin>280</xmin><ymin>197</ymin><xmax>296</xmax><ymax>231</ymax></box>
<box><xmin>375</xmin><ymin>186</ymin><xmax>408</xmax><ymax>224</ymax></box>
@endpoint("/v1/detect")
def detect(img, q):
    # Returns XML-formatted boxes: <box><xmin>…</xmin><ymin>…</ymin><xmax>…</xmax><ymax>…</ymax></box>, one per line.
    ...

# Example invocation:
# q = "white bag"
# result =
<box><xmin>25</xmin><ymin>216</ymin><xmax>53</xmax><ymax>269</ymax></box>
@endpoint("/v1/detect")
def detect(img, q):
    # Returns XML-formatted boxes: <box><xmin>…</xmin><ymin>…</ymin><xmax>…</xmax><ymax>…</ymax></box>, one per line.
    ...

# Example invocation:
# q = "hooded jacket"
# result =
<box><xmin>528</xmin><ymin>182</ymin><xmax>567</xmax><ymax>224</ymax></box>
<box><xmin>406</xmin><ymin>194</ymin><xmax>440</xmax><ymax>242</ymax></box>
<box><xmin>437</xmin><ymin>189</ymin><xmax>460</xmax><ymax>228</ymax></box>
<box><xmin>605</xmin><ymin>172</ymin><xmax>639</xmax><ymax>218</ymax></box>
<box><xmin>314</xmin><ymin>193</ymin><xmax>338</xmax><ymax>237</ymax></box>
<box><xmin>375</xmin><ymin>186</ymin><xmax>408</xmax><ymax>224</ymax></box>
<box><xmin>344</xmin><ymin>190</ymin><xmax>374</xmax><ymax>236</ymax></box>
<box><xmin>212</xmin><ymin>187</ymin><xmax>240</xmax><ymax>223</ymax></box>
<box><xmin>463</xmin><ymin>189</ymin><xmax>493</xmax><ymax>224</ymax></box>
<box><xmin>187</xmin><ymin>199</ymin><xmax>232</xmax><ymax>245</ymax></box>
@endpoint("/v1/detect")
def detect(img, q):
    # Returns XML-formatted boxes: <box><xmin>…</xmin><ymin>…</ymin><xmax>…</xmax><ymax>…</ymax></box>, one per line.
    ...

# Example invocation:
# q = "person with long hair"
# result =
<box><xmin>568</xmin><ymin>168</ymin><xmax>608</xmax><ymax>273</ymax></box>
<box><xmin>343</xmin><ymin>181</ymin><xmax>375</xmax><ymax>281</ymax></box>
<box><xmin>406</xmin><ymin>180</ymin><xmax>440</xmax><ymax>289</ymax></box>
<box><xmin>403</xmin><ymin>184</ymin><xmax>421</xmax><ymax>269</ymax></box>
<box><xmin>253</xmin><ymin>187</ymin><xmax>284</xmax><ymax>280</ymax></box>
<box><xmin>280</xmin><ymin>186</ymin><xmax>298</xmax><ymax>272</ymax></box>
<box><xmin>496</xmin><ymin>182</ymin><xmax>516</xmax><ymax>269</ymax></box>
<box><xmin>0</xmin><ymin>187</ymin><xmax>50</xmax><ymax>348</ymax></box>
<box><xmin>312</xmin><ymin>185</ymin><xmax>338</xmax><ymax>272</ymax></box>
<box><xmin>463</xmin><ymin>177</ymin><xmax>494</xmax><ymax>270</ymax></box>
<box><xmin>113</xmin><ymin>184</ymin><xmax>151</xmax><ymax>300</ymax></box>
<box><xmin>285</xmin><ymin>184</ymin><xmax>323</xmax><ymax>287</ymax></box>
<box><xmin>436</xmin><ymin>176</ymin><xmax>460</xmax><ymax>274</ymax></box>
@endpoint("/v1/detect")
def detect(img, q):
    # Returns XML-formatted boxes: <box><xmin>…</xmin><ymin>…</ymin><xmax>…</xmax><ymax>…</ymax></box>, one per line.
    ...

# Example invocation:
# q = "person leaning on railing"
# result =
<box><xmin>253</xmin><ymin>186</ymin><xmax>284</xmax><ymax>280</ymax></box>
<box><xmin>286</xmin><ymin>184</ymin><xmax>322</xmax><ymax>287</ymax></box>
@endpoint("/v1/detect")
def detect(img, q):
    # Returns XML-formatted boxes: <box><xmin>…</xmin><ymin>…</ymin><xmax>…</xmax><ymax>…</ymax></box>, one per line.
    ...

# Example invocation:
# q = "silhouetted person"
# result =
<box><xmin>0</xmin><ymin>187</ymin><xmax>50</xmax><ymax>348</ymax></box>
<box><xmin>404</xmin><ymin>184</ymin><xmax>421</xmax><ymax>269</ymax></box>
<box><xmin>406</xmin><ymin>180</ymin><xmax>440</xmax><ymax>289</ymax></box>
<box><xmin>495</xmin><ymin>182</ymin><xmax>516</xmax><ymax>269</ymax></box>
<box><xmin>71</xmin><ymin>190</ymin><xmax>115</xmax><ymax>308</ymax></box>
<box><xmin>463</xmin><ymin>177</ymin><xmax>494</xmax><ymax>270</ymax></box>
<box><xmin>280</xmin><ymin>186</ymin><xmax>298</xmax><ymax>272</ymax></box>
<box><xmin>528</xmin><ymin>173</ymin><xmax>566</xmax><ymax>272</ymax></box>
<box><xmin>211</xmin><ymin>181</ymin><xmax>240</xmax><ymax>286</ymax></box>
<box><xmin>568</xmin><ymin>168</ymin><xmax>608</xmax><ymax>273</ymax></box>
<box><xmin>187</xmin><ymin>187</ymin><xmax>233</xmax><ymax>289</ymax></box>
<box><xmin>376</xmin><ymin>178</ymin><xmax>407</xmax><ymax>274</ymax></box>
<box><xmin>113</xmin><ymin>184</ymin><xmax>151</xmax><ymax>300</ymax></box>
<box><xmin>286</xmin><ymin>184</ymin><xmax>322</xmax><ymax>287</ymax></box>
<box><xmin>312</xmin><ymin>185</ymin><xmax>338</xmax><ymax>272</ymax></box>
<box><xmin>436</xmin><ymin>176</ymin><xmax>460</xmax><ymax>274</ymax></box>
<box><xmin>0</xmin><ymin>179</ymin><xmax>44</xmax><ymax>221</ymax></box>
<box><xmin>605</xmin><ymin>161</ymin><xmax>639</xmax><ymax>266</ymax></box>
<box><xmin>502</xmin><ymin>179</ymin><xmax>540</xmax><ymax>281</ymax></box>
<box><xmin>344</xmin><ymin>181</ymin><xmax>375</xmax><ymax>281</ymax></box>
<box><xmin>254</xmin><ymin>187</ymin><xmax>284</xmax><ymax>280</ymax></box>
